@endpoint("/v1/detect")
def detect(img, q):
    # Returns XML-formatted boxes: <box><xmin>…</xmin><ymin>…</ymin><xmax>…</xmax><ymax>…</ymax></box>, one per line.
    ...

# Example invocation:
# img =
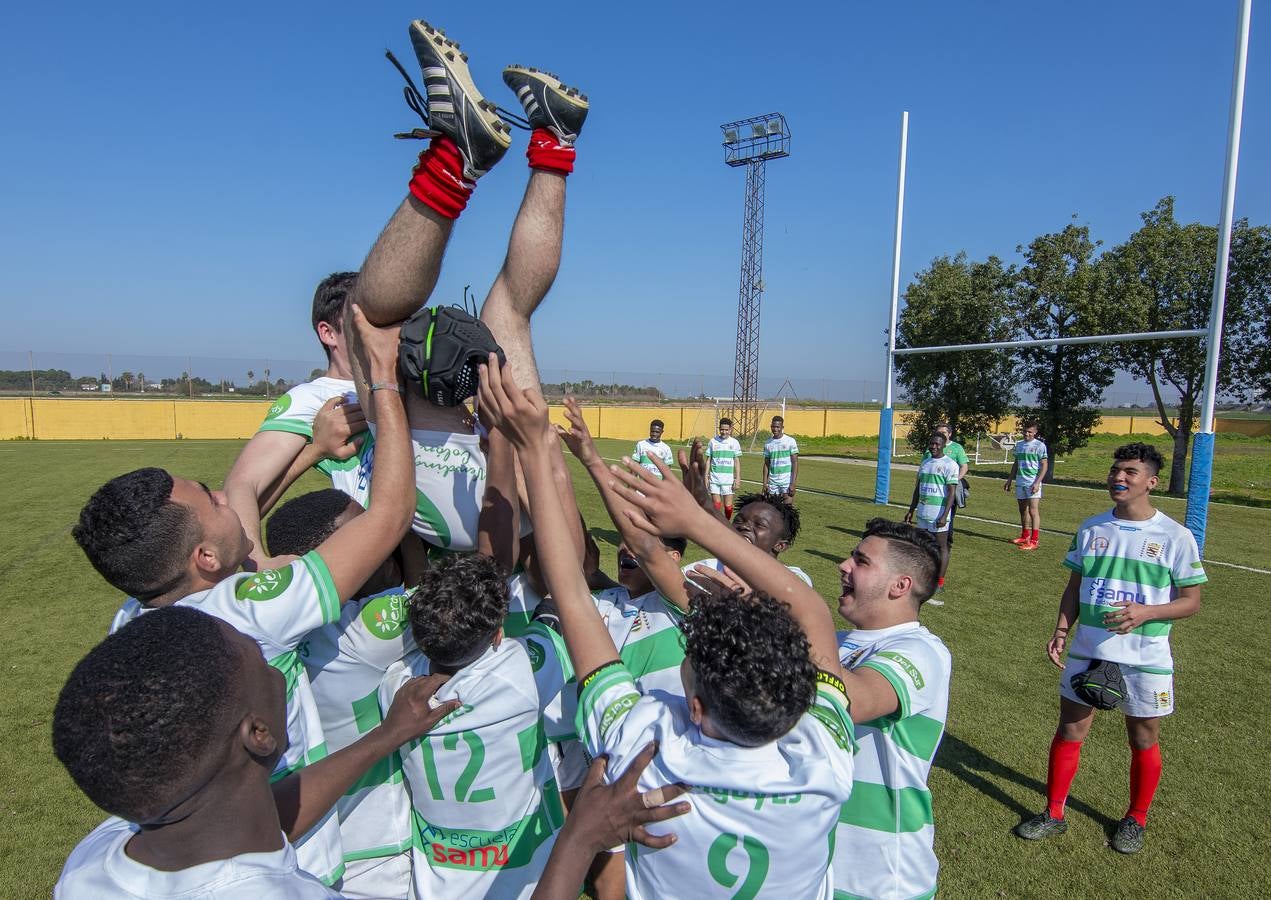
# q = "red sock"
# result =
<box><xmin>724</xmin><ymin>504</ymin><xmax>733</xmax><ymax>519</ymax></box>
<box><xmin>1031</xmin><ymin>529</ymin><xmax>1040</xmax><ymax>543</ymax></box>
<box><xmin>408</xmin><ymin>135</ymin><xmax>474</xmax><ymax>219</ymax></box>
<box><xmin>526</xmin><ymin>127</ymin><xmax>575</xmax><ymax>174</ymax></box>
<box><xmin>1019</xmin><ymin>527</ymin><xmax>1029</xmax><ymax>538</ymax></box>
<box><xmin>1046</xmin><ymin>734</ymin><xmax>1083</xmax><ymax>819</ymax></box>
<box><xmin>713</xmin><ymin>499</ymin><xmax>723</xmax><ymax>512</ymax></box>
<box><xmin>1127</xmin><ymin>743</ymin><xmax>1162</xmax><ymax>826</ymax></box>
<box><xmin>937</xmin><ymin>576</ymin><xmax>945</xmax><ymax>587</ymax></box>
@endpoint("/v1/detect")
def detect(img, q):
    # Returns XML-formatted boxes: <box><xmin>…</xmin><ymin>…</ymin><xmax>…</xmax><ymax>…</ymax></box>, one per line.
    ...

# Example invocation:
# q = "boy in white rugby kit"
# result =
<box><xmin>633</xmin><ymin>418</ymin><xmax>676</xmax><ymax>479</ymax></box>
<box><xmin>479</xmin><ymin>357</ymin><xmax>863</xmax><ymax>900</ymax></box>
<box><xmin>1015</xmin><ymin>443</ymin><xmax>1205</xmax><ymax>854</ymax></box>
<box><xmin>704</xmin><ymin>416</ymin><xmax>742</xmax><ymax>518</ymax></box>
<box><xmin>762</xmin><ymin>414</ymin><xmax>799</xmax><ymax>499</ymax></box>
<box><xmin>905</xmin><ymin>432</ymin><xmax>959</xmax><ymax>597</ymax></box>
<box><xmin>1004</xmin><ymin>420</ymin><xmax>1049</xmax><ymax>550</ymax></box>
<box><xmin>73</xmin><ymin>307</ymin><xmax>416</xmax><ymax>888</ymax></box>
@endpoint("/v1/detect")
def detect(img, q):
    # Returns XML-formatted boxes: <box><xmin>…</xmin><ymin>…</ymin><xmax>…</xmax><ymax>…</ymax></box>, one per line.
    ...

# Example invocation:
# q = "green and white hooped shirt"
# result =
<box><xmin>633</xmin><ymin>439</ymin><xmax>675</xmax><ymax>478</ymax></box>
<box><xmin>1013</xmin><ymin>438</ymin><xmax>1048</xmax><ymax>485</ymax></box>
<box><xmin>1063</xmin><ymin>509</ymin><xmax>1207</xmax><ymax>673</ymax></box>
<box><xmin>834</xmin><ymin>624</ymin><xmax>951</xmax><ymax>900</ymax></box>
<box><xmin>593</xmin><ymin>587</ymin><xmax>687</xmax><ymax>699</ymax></box>
<box><xmin>333</xmin><ymin>425</ymin><xmax>489</xmax><ymax>552</ymax></box>
<box><xmin>577</xmin><ymin>664</ymin><xmax>855</xmax><ymax>900</ymax></box>
<box><xmin>764</xmin><ymin>434</ymin><xmax>799</xmax><ymax>491</ymax></box>
<box><xmin>380</xmin><ymin>630</ymin><xmax>576</xmax><ymax>899</ymax></box>
<box><xmin>256</xmin><ymin>377</ymin><xmax>360</xmax><ymax>479</ymax></box>
<box><xmin>110</xmin><ymin>553</ymin><xmax>346</xmax><ymax>886</ymax></box>
<box><xmin>300</xmin><ymin>587</ymin><xmax>418</xmax><ymax>868</ymax></box>
<box><xmin>915</xmin><ymin>456</ymin><xmax>959</xmax><ymax>524</ymax></box>
<box><xmin>705</xmin><ymin>436</ymin><xmax>742</xmax><ymax>489</ymax></box>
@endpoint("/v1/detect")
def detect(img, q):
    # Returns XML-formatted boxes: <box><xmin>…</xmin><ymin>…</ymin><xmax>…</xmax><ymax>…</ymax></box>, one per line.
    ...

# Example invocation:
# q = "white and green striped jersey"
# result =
<box><xmin>577</xmin><ymin>664</ymin><xmax>855</xmax><ymax>900</ymax></box>
<box><xmin>1013</xmin><ymin>438</ymin><xmax>1048</xmax><ymax>484</ymax></box>
<box><xmin>764</xmin><ymin>434</ymin><xmax>800</xmax><ymax>492</ymax></box>
<box><xmin>256</xmin><ymin>377</ymin><xmax>360</xmax><ymax>480</ymax></box>
<box><xmin>705</xmin><ymin>436</ymin><xmax>742</xmax><ymax>489</ymax></box>
<box><xmin>505</xmin><ymin>571</ymin><xmax>544</xmax><ymax>638</ymax></box>
<box><xmin>914</xmin><ymin>456</ymin><xmax>959</xmax><ymax>525</ymax></box>
<box><xmin>1063</xmin><ymin>509</ymin><xmax>1207</xmax><ymax>673</ymax></box>
<box><xmin>380</xmin><ymin>629</ymin><xmax>577</xmax><ymax>899</ymax></box>
<box><xmin>55</xmin><ymin>817</ymin><xmax>341</xmax><ymax>900</ymax></box>
<box><xmin>300</xmin><ymin>587</ymin><xmax>418</xmax><ymax>875</ymax></box>
<box><xmin>633</xmin><ymin>439</ymin><xmax>675</xmax><ymax>478</ymax></box>
<box><xmin>683</xmin><ymin>557</ymin><xmax>815</xmax><ymax>589</ymax></box>
<box><xmin>833</xmin><ymin>624</ymin><xmax>951</xmax><ymax>900</ymax></box>
<box><xmin>110</xmin><ymin>553</ymin><xmax>346</xmax><ymax>886</ymax></box>
<box><xmin>334</xmin><ymin>425</ymin><xmax>489</xmax><ymax>552</ymax></box>
<box><xmin>593</xmin><ymin>587</ymin><xmax>687</xmax><ymax>699</ymax></box>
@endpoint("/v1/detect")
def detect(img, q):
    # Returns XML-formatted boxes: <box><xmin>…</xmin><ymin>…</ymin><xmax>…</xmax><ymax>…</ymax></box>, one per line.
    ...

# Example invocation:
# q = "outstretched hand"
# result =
<box><xmin>608</xmin><ymin>454</ymin><xmax>710</xmax><ymax>540</ymax></box>
<box><xmin>567</xmin><ymin>742</ymin><xmax>690</xmax><ymax>853</ymax></box>
<box><xmin>350</xmin><ymin>304</ymin><xmax>402</xmax><ymax>383</ymax></box>
<box><xmin>683</xmin><ymin>563</ymin><xmax>752</xmax><ymax>604</ymax></box>
<box><xmin>477</xmin><ymin>353</ymin><xmax>551</xmax><ymax>449</ymax></box>
<box><xmin>312</xmin><ymin>396</ymin><xmax>366</xmax><ymax>461</ymax></box>
<box><xmin>381</xmin><ymin>673</ymin><xmax>461</xmax><ymax>746</ymax></box>
<box><xmin>558</xmin><ymin>396</ymin><xmax>600</xmax><ymax>466</ymax></box>
<box><xmin>678</xmin><ymin>440</ymin><xmax>724</xmax><ymax>520</ymax></box>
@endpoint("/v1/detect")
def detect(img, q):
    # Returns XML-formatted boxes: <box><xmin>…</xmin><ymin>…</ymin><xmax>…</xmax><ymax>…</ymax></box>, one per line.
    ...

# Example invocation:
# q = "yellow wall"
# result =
<box><xmin>1</xmin><ymin>397</ymin><xmax>1266</xmax><ymax>441</ymax></box>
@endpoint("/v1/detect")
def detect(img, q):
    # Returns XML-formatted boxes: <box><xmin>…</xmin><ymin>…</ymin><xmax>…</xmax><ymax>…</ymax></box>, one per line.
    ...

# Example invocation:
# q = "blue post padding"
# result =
<box><xmin>1185</xmin><ymin>431</ymin><xmax>1214</xmax><ymax>553</ymax></box>
<box><xmin>875</xmin><ymin>407</ymin><xmax>894</xmax><ymax>505</ymax></box>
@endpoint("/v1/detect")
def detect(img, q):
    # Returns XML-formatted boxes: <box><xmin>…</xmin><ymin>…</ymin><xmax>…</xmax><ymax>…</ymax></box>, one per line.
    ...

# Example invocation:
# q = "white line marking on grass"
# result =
<box><xmin>599</xmin><ymin>457</ymin><xmax>1271</xmax><ymax>576</ymax></box>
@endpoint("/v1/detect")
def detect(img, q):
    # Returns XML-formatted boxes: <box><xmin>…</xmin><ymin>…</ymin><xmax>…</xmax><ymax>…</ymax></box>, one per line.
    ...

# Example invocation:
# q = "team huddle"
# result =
<box><xmin>49</xmin><ymin>18</ymin><xmax>1207</xmax><ymax>900</ymax></box>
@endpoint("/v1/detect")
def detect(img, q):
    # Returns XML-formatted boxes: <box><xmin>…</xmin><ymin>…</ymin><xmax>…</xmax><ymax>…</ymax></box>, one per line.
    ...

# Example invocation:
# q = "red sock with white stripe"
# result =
<box><xmin>1046</xmin><ymin>734</ymin><xmax>1083</xmax><ymax>819</ymax></box>
<box><xmin>1127</xmin><ymin>743</ymin><xmax>1162</xmax><ymax>826</ymax></box>
<box><xmin>526</xmin><ymin>127</ymin><xmax>575</xmax><ymax>175</ymax></box>
<box><xmin>408</xmin><ymin>135</ymin><xmax>474</xmax><ymax>219</ymax></box>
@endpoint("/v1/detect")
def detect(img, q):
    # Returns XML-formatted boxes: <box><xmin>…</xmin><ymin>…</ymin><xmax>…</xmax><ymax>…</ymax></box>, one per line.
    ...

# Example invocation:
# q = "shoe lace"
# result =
<box><xmin>383</xmin><ymin>49</ymin><xmax>531</xmax><ymax>138</ymax></box>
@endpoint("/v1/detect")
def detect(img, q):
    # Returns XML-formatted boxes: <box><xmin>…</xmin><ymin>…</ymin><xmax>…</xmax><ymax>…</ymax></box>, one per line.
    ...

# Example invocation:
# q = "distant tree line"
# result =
<box><xmin>896</xmin><ymin>196</ymin><xmax>1271</xmax><ymax>496</ymax></box>
<box><xmin>541</xmin><ymin>379</ymin><xmax>665</xmax><ymax>400</ymax></box>
<box><xmin>0</xmin><ymin>368</ymin><xmax>300</xmax><ymax>398</ymax></box>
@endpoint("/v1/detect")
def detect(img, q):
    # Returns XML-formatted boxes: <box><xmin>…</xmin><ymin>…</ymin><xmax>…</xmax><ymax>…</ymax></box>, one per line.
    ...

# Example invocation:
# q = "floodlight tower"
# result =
<box><xmin>721</xmin><ymin>113</ymin><xmax>790</xmax><ymax>438</ymax></box>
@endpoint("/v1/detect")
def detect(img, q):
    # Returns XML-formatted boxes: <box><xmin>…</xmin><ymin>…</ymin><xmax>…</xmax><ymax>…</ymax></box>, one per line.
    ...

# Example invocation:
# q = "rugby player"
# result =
<box><xmin>1004</xmin><ymin>420</ymin><xmax>1049</xmax><ymax>549</ymax></box>
<box><xmin>704</xmin><ymin>417</ymin><xmax>742</xmax><ymax>518</ymax></box>
<box><xmin>762</xmin><ymin>414</ymin><xmax>799</xmax><ymax>499</ymax></box>
<box><xmin>905</xmin><ymin>432</ymin><xmax>959</xmax><ymax>599</ymax></box>
<box><xmin>1014</xmin><ymin>443</ymin><xmax>1206</xmax><ymax>853</ymax></box>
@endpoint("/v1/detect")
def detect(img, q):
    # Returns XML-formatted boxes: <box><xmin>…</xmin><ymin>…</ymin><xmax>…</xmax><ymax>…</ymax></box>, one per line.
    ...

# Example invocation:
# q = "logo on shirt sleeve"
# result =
<box><xmin>877</xmin><ymin>651</ymin><xmax>925</xmax><ymax>689</ymax></box>
<box><xmin>264</xmin><ymin>394</ymin><xmax>292</xmax><ymax>420</ymax></box>
<box><xmin>359</xmin><ymin>593</ymin><xmax>409</xmax><ymax>639</ymax></box>
<box><xmin>234</xmin><ymin>566</ymin><xmax>294</xmax><ymax>601</ymax></box>
<box><xmin>525</xmin><ymin>639</ymin><xmax>546</xmax><ymax>672</ymax></box>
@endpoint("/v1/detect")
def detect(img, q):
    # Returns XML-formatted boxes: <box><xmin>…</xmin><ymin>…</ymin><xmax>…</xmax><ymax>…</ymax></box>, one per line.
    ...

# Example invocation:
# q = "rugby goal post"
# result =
<box><xmin>873</xmin><ymin>2</ymin><xmax>1250</xmax><ymax>554</ymax></box>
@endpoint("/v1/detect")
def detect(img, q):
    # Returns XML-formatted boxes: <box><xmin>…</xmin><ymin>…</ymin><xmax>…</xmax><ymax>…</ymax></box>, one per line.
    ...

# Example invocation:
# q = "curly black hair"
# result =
<box><xmin>410</xmin><ymin>553</ymin><xmax>508</xmax><ymax>667</ymax></box>
<box><xmin>72</xmin><ymin>468</ymin><xmax>201</xmax><ymax>601</ymax></box>
<box><xmin>681</xmin><ymin>590</ymin><xmax>815</xmax><ymax>746</ymax></box>
<box><xmin>735</xmin><ymin>492</ymin><xmax>801</xmax><ymax>545</ymax></box>
<box><xmin>52</xmin><ymin>607</ymin><xmax>238</xmax><ymax>823</ymax></box>
<box><xmin>266</xmin><ymin>488</ymin><xmax>357</xmax><ymax>558</ymax></box>
<box><xmin>863</xmin><ymin>517</ymin><xmax>940</xmax><ymax>604</ymax></box>
<box><xmin>1114</xmin><ymin>442</ymin><xmax>1165</xmax><ymax>475</ymax></box>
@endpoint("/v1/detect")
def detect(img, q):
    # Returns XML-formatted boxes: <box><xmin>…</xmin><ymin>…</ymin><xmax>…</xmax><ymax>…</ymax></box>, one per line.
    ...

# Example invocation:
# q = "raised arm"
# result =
<box><xmin>478</xmin><ymin>358</ymin><xmax>620</xmax><ymax>679</ymax></box>
<box><xmin>609</xmin><ymin>456</ymin><xmax>842</xmax><ymax>676</ymax></box>
<box><xmin>225</xmin><ymin>431</ymin><xmax>309</xmax><ymax>569</ymax></box>
<box><xmin>476</xmin><ymin>425</ymin><xmax>520</xmax><ymax>573</ymax></box>
<box><xmin>558</xmin><ymin>398</ymin><xmax>690</xmax><ymax>611</ymax></box>
<box><xmin>313</xmin><ymin>306</ymin><xmax>415</xmax><ymax>602</ymax></box>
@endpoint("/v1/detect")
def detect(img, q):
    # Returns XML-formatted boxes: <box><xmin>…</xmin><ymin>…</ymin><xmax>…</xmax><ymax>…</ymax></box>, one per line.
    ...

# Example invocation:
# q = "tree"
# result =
<box><xmin>896</xmin><ymin>253</ymin><xmax>1018</xmax><ymax>448</ymax></box>
<box><xmin>119</xmin><ymin>371</ymin><xmax>134</xmax><ymax>393</ymax></box>
<box><xmin>1010</xmin><ymin>221</ymin><xmax>1117</xmax><ymax>478</ymax></box>
<box><xmin>1226</xmin><ymin>221</ymin><xmax>1271</xmax><ymax>403</ymax></box>
<box><xmin>1107</xmin><ymin>197</ymin><xmax>1269</xmax><ymax>495</ymax></box>
<box><xmin>137</xmin><ymin>371</ymin><xmax>146</xmax><ymax>392</ymax></box>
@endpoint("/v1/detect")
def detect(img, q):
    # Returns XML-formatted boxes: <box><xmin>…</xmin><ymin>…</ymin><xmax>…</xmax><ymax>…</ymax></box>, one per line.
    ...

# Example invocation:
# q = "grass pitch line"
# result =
<box><xmin>597</xmin><ymin>457</ymin><xmax>1271</xmax><ymax>577</ymax></box>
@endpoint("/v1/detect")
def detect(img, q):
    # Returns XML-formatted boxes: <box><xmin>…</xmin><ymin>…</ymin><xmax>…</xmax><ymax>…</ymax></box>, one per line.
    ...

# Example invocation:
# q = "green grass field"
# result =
<box><xmin>2</xmin><ymin>439</ymin><xmax>1267</xmax><ymax>898</ymax></box>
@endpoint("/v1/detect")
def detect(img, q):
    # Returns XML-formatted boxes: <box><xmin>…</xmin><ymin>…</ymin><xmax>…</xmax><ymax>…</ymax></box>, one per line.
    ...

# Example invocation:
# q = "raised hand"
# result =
<box><xmin>476</xmin><ymin>352</ymin><xmax>550</xmax><ymax>449</ymax></box>
<box><xmin>312</xmin><ymin>396</ymin><xmax>366</xmax><ymax>461</ymax></box>
<box><xmin>678</xmin><ymin>439</ymin><xmax>721</xmax><ymax>518</ymax></box>
<box><xmin>381</xmin><ymin>673</ymin><xmax>461</xmax><ymax>746</ymax></box>
<box><xmin>609</xmin><ymin>454</ymin><xmax>710</xmax><ymax>539</ymax></box>
<box><xmin>558</xmin><ymin>396</ymin><xmax>600</xmax><ymax>466</ymax></box>
<box><xmin>683</xmin><ymin>563</ymin><xmax>752</xmax><ymax>605</ymax></box>
<box><xmin>350</xmin><ymin>304</ymin><xmax>402</xmax><ymax>384</ymax></box>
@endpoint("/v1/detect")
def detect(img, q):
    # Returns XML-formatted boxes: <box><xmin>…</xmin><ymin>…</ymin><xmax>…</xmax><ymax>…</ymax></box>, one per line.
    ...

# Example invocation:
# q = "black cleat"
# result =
<box><xmin>1014</xmin><ymin>811</ymin><xmax>1068</xmax><ymax>841</ymax></box>
<box><xmin>502</xmin><ymin>66</ymin><xmax>589</xmax><ymax>145</ymax></box>
<box><xmin>1110</xmin><ymin>816</ymin><xmax>1146</xmax><ymax>854</ymax></box>
<box><xmin>408</xmin><ymin>20</ymin><xmax>511</xmax><ymax>180</ymax></box>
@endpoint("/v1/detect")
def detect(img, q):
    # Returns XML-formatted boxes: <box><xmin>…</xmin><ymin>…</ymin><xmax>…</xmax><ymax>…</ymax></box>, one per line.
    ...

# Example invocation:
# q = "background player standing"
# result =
<box><xmin>905</xmin><ymin>433</ymin><xmax>958</xmax><ymax>601</ymax></box>
<box><xmin>633</xmin><ymin>419</ymin><xmax>674</xmax><ymax>479</ymax></box>
<box><xmin>762</xmin><ymin>415</ymin><xmax>799</xmax><ymax>501</ymax></box>
<box><xmin>922</xmin><ymin>422</ymin><xmax>969</xmax><ymax>548</ymax></box>
<box><xmin>704</xmin><ymin>417</ymin><xmax>742</xmax><ymax>518</ymax></box>
<box><xmin>1005</xmin><ymin>420</ymin><xmax>1049</xmax><ymax>550</ymax></box>
<box><xmin>1014</xmin><ymin>443</ymin><xmax>1206</xmax><ymax>854</ymax></box>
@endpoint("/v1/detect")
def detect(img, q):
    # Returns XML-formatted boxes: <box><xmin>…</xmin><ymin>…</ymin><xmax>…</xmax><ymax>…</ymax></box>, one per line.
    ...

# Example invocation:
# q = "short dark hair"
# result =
<box><xmin>929</xmin><ymin>432</ymin><xmax>947</xmax><ymax>444</ymax></box>
<box><xmin>52</xmin><ymin>607</ymin><xmax>238</xmax><ymax>823</ymax></box>
<box><xmin>267</xmin><ymin>489</ymin><xmax>355</xmax><ymax>558</ymax></box>
<box><xmin>312</xmin><ymin>272</ymin><xmax>357</xmax><ymax>358</ymax></box>
<box><xmin>682</xmin><ymin>590</ymin><xmax>814</xmax><ymax>746</ymax></box>
<box><xmin>719</xmin><ymin>417</ymin><xmax>732</xmax><ymax>428</ymax></box>
<box><xmin>650</xmin><ymin>419</ymin><xmax>665</xmax><ymax>430</ymax></box>
<box><xmin>72</xmin><ymin>468</ymin><xmax>201</xmax><ymax>601</ymax></box>
<box><xmin>409</xmin><ymin>554</ymin><xmax>507</xmax><ymax>667</ymax></box>
<box><xmin>735</xmin><ymin>492</ymin><xmax>801</xmax><ymax>544</ymax></box>
<box><xmin>771</xmin><ymin>415</ymin><xmax>784</xmax><ymax>424</ymax></box>
<box><xmin>660</xmin><ymin>535</ymin><xmax>688</xmax><ymax>555</ymax></box>
<box><xmin>863</xmin><ymin>517</ymin><xmax>940</xmax><ymax>604</ymax></box>
<box><xmin>1114</xmin><ymin>442</ymin><xmax>1165</xmax><ymax>475</ymax></box>
<box><xmin>1023</xmin><ymin>419</ymin><xmax>1041</xmax><ymax>431</ymax></box>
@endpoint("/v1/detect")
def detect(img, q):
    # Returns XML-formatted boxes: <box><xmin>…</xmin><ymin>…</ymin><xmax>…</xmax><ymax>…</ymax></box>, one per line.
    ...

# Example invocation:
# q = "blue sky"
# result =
<box><xmin>2</xmin><ymin>1</ymin><xmax>1266</xmax><ymax>398</ymax></box>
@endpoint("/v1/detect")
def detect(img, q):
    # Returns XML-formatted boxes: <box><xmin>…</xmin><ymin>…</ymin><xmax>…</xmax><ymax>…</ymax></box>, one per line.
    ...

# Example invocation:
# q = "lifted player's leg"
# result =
<box><xmin>481</xmin><ymin>67</ymin><xmax>589</xmax><ymax>390</ymax></box>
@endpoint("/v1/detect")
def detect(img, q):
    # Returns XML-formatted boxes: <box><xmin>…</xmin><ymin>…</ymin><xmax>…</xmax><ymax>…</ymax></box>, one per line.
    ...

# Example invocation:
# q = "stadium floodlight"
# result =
<box><xmin>719</xmin><ymin>113</ymin><xmax>791</xmax><ymax>437</ymax></box>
